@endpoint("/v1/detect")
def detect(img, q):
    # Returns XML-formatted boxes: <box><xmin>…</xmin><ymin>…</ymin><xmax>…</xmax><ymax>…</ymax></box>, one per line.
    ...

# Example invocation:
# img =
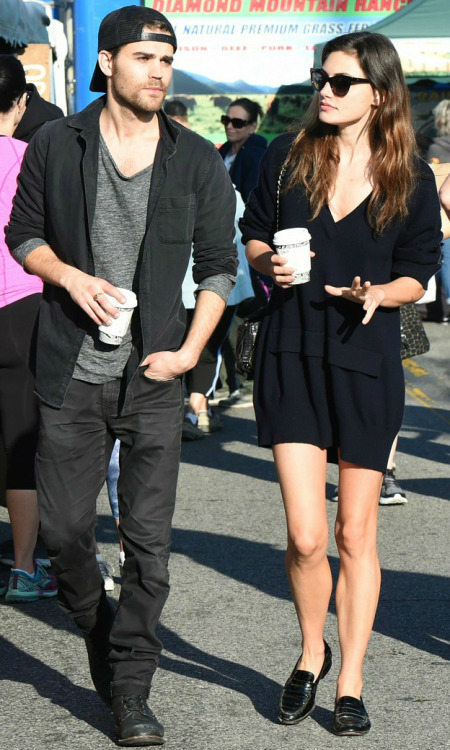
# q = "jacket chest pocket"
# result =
<box><xmin>157</xmin><ymin>194</ymin><xmax>196</xmax><ymax>245</ymax></box>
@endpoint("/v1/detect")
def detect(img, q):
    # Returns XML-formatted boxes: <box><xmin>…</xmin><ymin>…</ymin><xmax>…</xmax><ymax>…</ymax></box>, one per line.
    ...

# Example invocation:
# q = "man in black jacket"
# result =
<box><xmin>6</xmin><ymin>6</ymin><xmax>236</xmax><ymax>745</ymax></box>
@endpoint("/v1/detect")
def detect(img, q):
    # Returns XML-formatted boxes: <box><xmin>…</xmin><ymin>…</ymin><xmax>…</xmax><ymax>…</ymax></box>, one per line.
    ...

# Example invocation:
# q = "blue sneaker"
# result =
<box><xmin>5</xmin><ymin>561</ymin><xmax>58</xmax><ymax>602</ymax></box>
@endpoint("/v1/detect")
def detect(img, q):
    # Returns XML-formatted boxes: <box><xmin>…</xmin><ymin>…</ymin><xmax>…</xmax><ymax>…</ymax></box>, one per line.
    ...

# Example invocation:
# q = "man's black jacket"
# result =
<box><xmin>6</xmin><ymin>97</ymin><xmax>237</xmax><ymax>408</ymax></box>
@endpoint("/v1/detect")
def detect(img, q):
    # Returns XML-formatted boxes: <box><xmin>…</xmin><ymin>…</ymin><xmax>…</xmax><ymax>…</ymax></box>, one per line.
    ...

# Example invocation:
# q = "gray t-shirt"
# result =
<box><xmin>73</xmin><ymin>135</ymin><xmax>151</xmax><ymax>383</ymax></box>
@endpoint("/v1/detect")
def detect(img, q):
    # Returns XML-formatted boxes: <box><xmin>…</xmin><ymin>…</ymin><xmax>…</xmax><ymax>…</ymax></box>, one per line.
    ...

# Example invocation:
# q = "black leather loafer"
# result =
<box><xmin>113</xmin><ymin>695</ymin><xmax>165</xmax><ymax>746</ymax></box>
<box><xmin>278</xmin><ymin>640</ymin><xmax>332</xmax><ymax>724</ymax></box>
<box><xmin>333</xmin><ymin>696</ymin><xmax>371</xmax><ymax>736</ymax></box>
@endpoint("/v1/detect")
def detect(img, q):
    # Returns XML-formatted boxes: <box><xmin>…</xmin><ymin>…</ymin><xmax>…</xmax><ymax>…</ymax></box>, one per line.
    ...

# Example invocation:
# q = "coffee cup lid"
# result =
<box><xmin>104</xmin><ymin>289</ymin><xmax>138</xmax><ymax>308</ymax></box>
<box><xmin>273</xmin><ymin>228</ymin><xmax>311</xmax><ymax>245</ymax></box>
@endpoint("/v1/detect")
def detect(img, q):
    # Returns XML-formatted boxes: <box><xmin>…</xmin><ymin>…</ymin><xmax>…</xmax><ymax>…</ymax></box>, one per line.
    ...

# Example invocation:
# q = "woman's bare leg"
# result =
<box><xmin>386</xmin><ymin>434</ymin><xmax>399</xmax><ymax>471</ymax></box>
<box><xmin>273</xmin><ymin>443</ymin><xmax>332</xmax><ymax>679</ymax></box>
<box><xmin>334</xmin><ymin>460</ymin><xmax>382</xmax><ymax>699</ymax></box>
<box><xmin>6</xmin><ymin>489</ymin><xmax>40</xmax><ymax>574</ymax></box>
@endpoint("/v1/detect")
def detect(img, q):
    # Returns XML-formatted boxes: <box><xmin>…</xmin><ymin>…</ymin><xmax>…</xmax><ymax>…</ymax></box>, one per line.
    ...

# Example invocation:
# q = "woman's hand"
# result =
<box><xmin>325</xmin><ymin>276</ymin><xmax>386</xmax><ymax>325</ymax></box>
<box><xmin>270</xmin><ymin>250</ymin><xmax>316</xmax><ymax>289</ymax></box>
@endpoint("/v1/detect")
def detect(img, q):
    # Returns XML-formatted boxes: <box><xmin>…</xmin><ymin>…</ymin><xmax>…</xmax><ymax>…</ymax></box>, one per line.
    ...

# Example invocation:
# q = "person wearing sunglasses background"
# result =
<box><xmin>216</xmin><ymin>98</ymin><xmax>270</xmax><ymax>408</ymax></box>
<box><xmin>240</xmin><ymin>31</ymin><xmax>441</xmax><ymax>736</ymax></box>
<box><xmin>218</xmin><ymin>97</ymin><xmax>267</xmax><ymax>203</ymax></box>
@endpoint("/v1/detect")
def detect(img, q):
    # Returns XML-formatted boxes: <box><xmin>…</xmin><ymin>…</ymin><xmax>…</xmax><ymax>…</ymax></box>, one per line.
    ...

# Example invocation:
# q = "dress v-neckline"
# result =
<box><xmin>327</xmin><ymin>193</ymin><xmax>372</xmax><ymax>224</ymax></box>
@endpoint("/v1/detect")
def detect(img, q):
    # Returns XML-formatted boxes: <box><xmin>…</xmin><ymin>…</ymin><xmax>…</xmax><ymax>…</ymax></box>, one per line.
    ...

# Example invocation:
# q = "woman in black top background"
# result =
<box><xmin>240</xmin><ymin>32</ymin><xmax>441</xmax><ymax>736</ymax></box>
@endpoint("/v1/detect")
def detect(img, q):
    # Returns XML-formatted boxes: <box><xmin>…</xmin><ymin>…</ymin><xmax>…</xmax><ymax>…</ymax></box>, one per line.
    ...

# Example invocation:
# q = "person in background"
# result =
<box><xmin>0</xmin><ymin>54</ymin><xmax>57</xmax><ymax>602</ymax></box>
<box><xmin>0</xmin><ymin>38</ymin><xmax>64</xmax><ymax>144</ymax></box>
<box><xmin>162</xmin><ymin>99</ymin><xmax>223</xmax><ymax>437</ymax></box>
<box><xmin>218</xmin><ymin>98</ymin><xmax>269</xmax><ymax>407</ymax></box>
<box><xmin>104</xmin><ymin>440</ymin><xmax>125</xmax><ymax>572</ymax></box>
<box><xmin>163</xmin><ymin>98</ymin><xmax>254</xmax><ymax>435</ymax></box>
<box><xmin>427</xmin><ymin>99</ymin><xmax>450</xmax><ymax>164</ymax></box>
<box><xmin>427</xmin><ymin>100</ymin><xmax>450</xmax><ymax>321</ymax></box>
<box><xmin>439</xmin><ymin>171</ymin><xmax>450</xmax><ymax>216</ymax></box>
<box><xmin>6</xmin><ymin>5</ymin><xmax>236</xmax><ymax>745</ymax></box>
<box><xmin>95</xmin><ymin>439</ymin><xmax>125</xmax><ymax>591</ymax></box>
<box><xmin>182</xmin><ymin>188</ymin><xmax>254</xmax><ymax>439</ymax></box>
<box><xmin>219</xmin><ymin>97</ymin><xmax>267</xmax><ymax>202</ymax></box>
<box><xmin>13</xmin><ymin>79</ymin><xmax>64</xmax><ymax>143</ymax></box>
<box><xmin>332</xmin><ymin>433</ymin><xmax>408</xmax><ymax>506</ymax></box>
<box><xmin>0</xmin><ymin>53</ymin><xmax>64</xmax><ymax>577</ymax></box>
<box><xmin>241</xmin><ymin>31</ymin><xmax>441</xmax><ymax>736</ymax></box>
<box><xmin>164</xmin><ymin>98</ymin><xmax>189</xmax><ymax>126</ymax></box>
<box><xmin>379</xmin><ymin>436</ymin><xmax>408</xmax><ymax>504</ymax></box>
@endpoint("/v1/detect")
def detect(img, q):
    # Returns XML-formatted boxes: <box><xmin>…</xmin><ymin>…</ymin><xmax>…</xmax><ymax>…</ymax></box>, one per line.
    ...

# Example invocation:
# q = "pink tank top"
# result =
<box><xmin>0</xmin><ymin>136</ymin><xmax>43</xmax><ymax>308</ymax></box>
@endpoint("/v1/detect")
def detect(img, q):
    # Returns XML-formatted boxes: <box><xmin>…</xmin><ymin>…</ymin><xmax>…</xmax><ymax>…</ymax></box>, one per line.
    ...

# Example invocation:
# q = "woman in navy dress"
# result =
<box><xmin>240</xmin><ymin>31</ymin><xmax>441</xmax><ymax>736</ymax></box>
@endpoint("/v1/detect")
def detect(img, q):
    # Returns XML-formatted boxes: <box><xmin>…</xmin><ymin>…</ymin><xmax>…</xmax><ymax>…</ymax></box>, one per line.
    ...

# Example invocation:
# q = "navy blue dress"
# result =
<box><xmin>240</xmin><ymin>134</ymin><xmax>442</xmax><ymax>471</ymax></box>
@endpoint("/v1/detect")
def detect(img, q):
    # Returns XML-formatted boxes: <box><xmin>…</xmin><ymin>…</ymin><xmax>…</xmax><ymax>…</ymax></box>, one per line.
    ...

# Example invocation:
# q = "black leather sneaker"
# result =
<box><xmin>113</xmin><ymin>695</ymin><xmax>165</xmax><ymax>746</ymax></box>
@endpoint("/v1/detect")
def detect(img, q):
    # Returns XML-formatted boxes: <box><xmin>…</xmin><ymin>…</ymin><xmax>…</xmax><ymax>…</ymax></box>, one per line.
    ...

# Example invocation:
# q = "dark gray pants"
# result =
<box><xmin>36</xmin><ymin>372</ymin><xmax>183</xmax><ymax>696</ymax></box>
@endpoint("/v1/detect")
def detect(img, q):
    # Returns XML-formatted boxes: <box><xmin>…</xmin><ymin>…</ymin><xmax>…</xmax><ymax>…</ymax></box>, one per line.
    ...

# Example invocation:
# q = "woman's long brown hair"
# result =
<box><xmin>284</xmin><ymin>32</ymin><xmax>418</xmax><ymax>234</ymax></box>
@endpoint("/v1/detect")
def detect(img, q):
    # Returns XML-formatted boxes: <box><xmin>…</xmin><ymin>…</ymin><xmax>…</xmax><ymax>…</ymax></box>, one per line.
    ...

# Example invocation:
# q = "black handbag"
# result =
<box><xmin>235</xmin><ymin>165</ymin><xmax>287</xmax><ymax>381</ymax></box>
<box><xmin>235</xmin><ymin>308</ymin><xmax>265</xmax><ymax>380</ymax></box>
<box><xmin>400</xmin><ymin>303</ymin><xmax>430</xmax><ymax>360</ymax></box>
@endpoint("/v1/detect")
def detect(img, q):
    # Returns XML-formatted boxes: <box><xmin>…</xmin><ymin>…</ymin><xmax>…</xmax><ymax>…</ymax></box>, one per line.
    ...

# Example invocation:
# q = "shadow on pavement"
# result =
<box><xmin>0</xmin><ymin>523</ymin><xmax>447</xmax><ymax>733</ymax></box>
<box><xmin>0</xmin><ymin>635</ymin><xmax>114</xmax><ymax>739</ymax></box>
<box><xmin>179</xmin><ymin>409</ymin><xmax>450</xmax><ymax>503</ymax></box>
<box><xmin>171</xmin><ymin>527</ymin><xmax>450</xmax><ymax>662</ymax></box>
<box><xmin>180</xmin><ymin>413</ymin><xmax>279</xmax><ymax>484</ymax></box>
<box><xmin>157</xmin><ymin>626</ymin><xmax>352</xmax><ymax>733</ymax></box>
<box><xmin>400</xmin><ymin>407</ymin><xmax>450</xmax><ymax>475</ymax></box>
<box><xmin>158</xmin><ymin>623</ymin><xmax>281</xmax><ymax>722</ymax></box>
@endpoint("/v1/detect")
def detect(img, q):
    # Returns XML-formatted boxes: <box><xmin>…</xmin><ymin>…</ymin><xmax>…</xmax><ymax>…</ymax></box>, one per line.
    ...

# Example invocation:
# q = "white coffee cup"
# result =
<box><xmin>98</xmin><ymin>288</ymin><xmax>138</xmax><ymax>345</ymax></box>
<box><xmin>273</xmin><ymin>227</ymin><xmax>312</xmax><ymax>285</ymax></box>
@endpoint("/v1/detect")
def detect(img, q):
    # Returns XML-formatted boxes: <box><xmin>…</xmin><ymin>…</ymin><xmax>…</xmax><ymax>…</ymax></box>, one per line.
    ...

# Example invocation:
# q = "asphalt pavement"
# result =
<box><xmin>0</xmin><ymin>320</ymin><xmax>449</xmax><ymax>750</ymax></box>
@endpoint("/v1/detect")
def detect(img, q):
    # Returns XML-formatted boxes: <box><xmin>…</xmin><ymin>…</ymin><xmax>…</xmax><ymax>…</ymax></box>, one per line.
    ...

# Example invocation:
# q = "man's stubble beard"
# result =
<box><xmin>111</xmin><ymin>77</ymin><xmax>168</xmax><ymax>116</ymax></box>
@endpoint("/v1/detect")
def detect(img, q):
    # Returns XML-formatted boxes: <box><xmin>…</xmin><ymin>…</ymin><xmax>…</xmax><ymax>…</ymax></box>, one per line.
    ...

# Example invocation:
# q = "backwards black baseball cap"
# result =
<box><xmin>89</xmin><ymin>4</ymin><xmax>177</xmax><ymax>93</ymax></box>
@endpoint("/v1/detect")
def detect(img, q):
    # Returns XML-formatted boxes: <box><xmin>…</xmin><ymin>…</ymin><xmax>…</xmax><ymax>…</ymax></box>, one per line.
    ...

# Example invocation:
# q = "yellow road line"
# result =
<box><xmin>403</xmin><ymin>359</ymin><xmax>428</xmax><ymax>377</ymax></box>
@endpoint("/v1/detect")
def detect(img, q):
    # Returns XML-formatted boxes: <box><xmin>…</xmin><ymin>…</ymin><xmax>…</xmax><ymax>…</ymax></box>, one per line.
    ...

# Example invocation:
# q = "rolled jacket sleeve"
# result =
<box><xmin>6</xmin><ymin>124</ymin><xmax>49</xmax><ymax>259</ymax></box>
<box><xmin>9</xmin><ymin>237</ymin><xmax>47</xmax><ymax>266</ymax></box>
<box><xmin>391</xmin><ymin>166</ymin><xmax>442</xmax><ymax>287</ymax></box>
<box><xmin>192</xmin><ymin>144</ymin><xmax>238</xmax><ymax>284</ymax></box>
<box><xmin>196</xmin><ymin>273</ymin><xmax>235</xmax><ymax>303</ymax></box>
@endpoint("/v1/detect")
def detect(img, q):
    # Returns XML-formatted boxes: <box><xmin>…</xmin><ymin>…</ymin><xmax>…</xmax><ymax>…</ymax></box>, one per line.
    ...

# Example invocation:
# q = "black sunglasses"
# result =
<box><xmin>221</xmin><ymin>115</ymin><xmax>250</xmax><ymax>129</ymax></box>
<box><xmin>310</xmin><ymin>68</ymin><xmax>373</xmax><ymax>97</ymax></box>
